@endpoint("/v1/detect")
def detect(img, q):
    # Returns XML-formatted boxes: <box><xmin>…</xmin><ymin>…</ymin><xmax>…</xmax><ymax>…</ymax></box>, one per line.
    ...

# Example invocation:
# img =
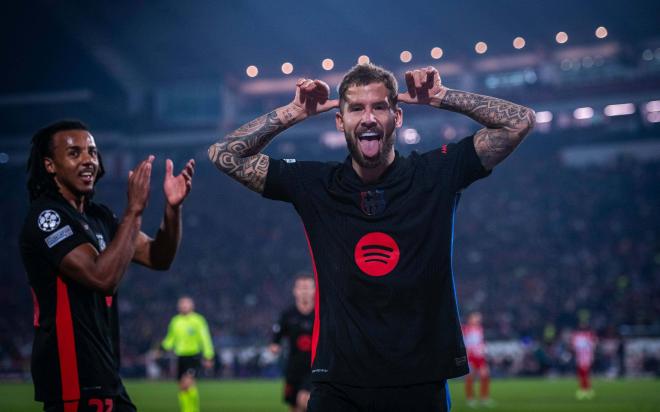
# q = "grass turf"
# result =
<box><xmin>0</xmin><ymin>377</ymin><xmax>657</xmax><ymax>412</ymax></box>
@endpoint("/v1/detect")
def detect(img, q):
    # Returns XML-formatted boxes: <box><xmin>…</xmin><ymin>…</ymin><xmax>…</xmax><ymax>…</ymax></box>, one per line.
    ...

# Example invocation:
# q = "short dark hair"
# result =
<box><xmin>338</xmin><ymin>63</ymin><xmax>399</xmax><ymax>111</ymax></box>
<box><xmin>26</xmin><ymin>119</ymin><xmax>105</xmax><ymax>201</ymax></box>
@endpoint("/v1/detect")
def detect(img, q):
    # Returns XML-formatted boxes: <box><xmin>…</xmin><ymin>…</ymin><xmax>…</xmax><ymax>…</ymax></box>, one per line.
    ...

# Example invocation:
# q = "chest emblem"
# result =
<box><xmin>354</xmin><ymin>232</ymin><xmax>400</xmax><ymax>277</ymax></box>
<box><xmin>360</xmin><ymin>190</ymin><xmax>386</xmax><ymax>216</ymax></box>
<box><xmin>296</xmin><ymin>335</ymin><xmax>312</xmax><ymax>352</ymax></box>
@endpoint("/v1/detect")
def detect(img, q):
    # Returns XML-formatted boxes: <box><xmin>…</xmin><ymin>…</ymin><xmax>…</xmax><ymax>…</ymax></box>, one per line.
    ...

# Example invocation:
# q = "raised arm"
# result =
<box><xmin>132</xmin><ymin>158</ymin><xmax>195</xmax><ymax>270</ymax></box>
<box><xmin>208</xmin><ymin>79</ymin><xmax>338</xmax><ymax>193</ymax></box>
<box><xmin>399</xmin><ymin>67</ymin><xmax>536</xmax><ymax>170</ymax></box>
<box><xmin>59</xmin><ymin>156</ymin><xmax>154</xmax><ymax>294</ymax></box>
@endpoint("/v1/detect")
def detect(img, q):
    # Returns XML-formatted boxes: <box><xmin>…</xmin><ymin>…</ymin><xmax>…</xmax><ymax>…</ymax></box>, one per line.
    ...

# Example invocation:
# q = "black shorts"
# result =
<box><xmin>307</xmin><ymin>380</ymin><xmax>450</xmax><ymax>412</ymax></box>
<box><xmin>177</xmin><ymin>354</ymin><xmax>202</xmax><ymax>380</ymax></box>
<box><xmin>43</xmin><ymin>386</ymin><xmax>136</xmax><ymax>412</ymax></box>
<box><xmin>283</xmin><ymin>374</ymin><xmax>312</xmax><ymax>406</ymax></box>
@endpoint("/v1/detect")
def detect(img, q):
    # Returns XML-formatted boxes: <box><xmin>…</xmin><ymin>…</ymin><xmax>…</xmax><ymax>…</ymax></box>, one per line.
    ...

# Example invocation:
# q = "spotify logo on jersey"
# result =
<box><xmin>296</xmin><ymin>335</ymin><xmax>312</xmax><ymax>352</ymax></box>
<box><xmin>354</xmin><ymin>232</ymin><xmax>400</xmax><ymax>276</ymax></box>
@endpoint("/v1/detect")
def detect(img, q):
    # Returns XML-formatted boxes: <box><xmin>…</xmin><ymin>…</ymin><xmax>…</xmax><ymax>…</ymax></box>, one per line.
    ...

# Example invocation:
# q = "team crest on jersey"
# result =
<box><xmin>95</xmin><ymin>234</ymin><xmax>107</xmax><ymax>251</ymax></box>
<box><xmin>360</xmin><ymin>190</ymin><xmax>386</xmax><ymax>216</ymax></box>
<box><xmin>37</xmin><ymin>210</ymin><xmax>61</xmax><ymax>232</ymax></box>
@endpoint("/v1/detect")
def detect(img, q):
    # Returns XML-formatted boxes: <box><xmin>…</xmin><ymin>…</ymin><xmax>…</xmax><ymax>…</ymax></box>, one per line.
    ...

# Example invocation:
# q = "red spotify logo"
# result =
<box><xmin>354</xmin><ymin>232</ymin><xmax>400</xmax><ymax>277</ymax></box>
<box><xmin>297</xmin><ymin>335</ymin><xmax>312</xmax><ymax>352</ymax></box>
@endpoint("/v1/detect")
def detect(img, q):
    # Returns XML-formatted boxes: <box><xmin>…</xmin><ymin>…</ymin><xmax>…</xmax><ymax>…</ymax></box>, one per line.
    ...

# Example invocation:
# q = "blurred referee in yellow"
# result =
<box><xmin>161</xmin><ymin>296</ymin><xmax>215</xmax><ymax>412</ymax></box>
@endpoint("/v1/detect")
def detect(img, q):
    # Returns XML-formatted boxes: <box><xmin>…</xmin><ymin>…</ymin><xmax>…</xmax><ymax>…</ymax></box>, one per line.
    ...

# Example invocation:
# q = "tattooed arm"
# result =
<box><xmin>435</xmin><ymin>90</ymin><xmax>535</xmax><ymax>170</ymax></box>
<box><xmin>208</xmin><ymin>78</ymin><xmax>339</xmax><ymax>193</ymax></box>
<box><xmin>399</xmin><ymin>67</ymin><xmax>535</xmax><ymax>170</ymax></box>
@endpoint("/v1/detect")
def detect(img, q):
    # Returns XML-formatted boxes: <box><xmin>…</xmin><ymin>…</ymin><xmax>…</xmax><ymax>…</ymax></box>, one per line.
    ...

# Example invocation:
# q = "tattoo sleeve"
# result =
<box><xmin>434</xmin><ymin>89</ymin><xmax>536</xmax><ymax>170</ymax></box>
<box><xmin>208</xmin><ymin>106</ymin><xmax>299</xmax><ymax>193</ymax></box>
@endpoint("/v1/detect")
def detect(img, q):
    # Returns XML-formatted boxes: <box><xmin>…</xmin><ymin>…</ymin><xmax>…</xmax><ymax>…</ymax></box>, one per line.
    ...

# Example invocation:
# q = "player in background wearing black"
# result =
<box><xmin>270</xmin><ymin>274</ymin><xmax>315</xmax><ymax>412</ymax></box>
<box><xmin>20</xmin><ymin>120</ymin><xmax>195</xmax><ymax>412</ymax></box>
<box><xmin>208</xmin><ymin>64</ymin><xmax>535</xmax><ymax>411</ymax></box>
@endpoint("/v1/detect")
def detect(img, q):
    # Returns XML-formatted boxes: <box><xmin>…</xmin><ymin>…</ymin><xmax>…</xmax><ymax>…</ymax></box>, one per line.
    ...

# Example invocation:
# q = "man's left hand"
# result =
<box><xmin>398</xmin><ymin>66</ymin><xmax>447</xmax><ymax>105</ymax></box>
<box><xmin>164</xmin><ymin>158</ymin><xmax>195</xmax><ymax>207</ymax></box>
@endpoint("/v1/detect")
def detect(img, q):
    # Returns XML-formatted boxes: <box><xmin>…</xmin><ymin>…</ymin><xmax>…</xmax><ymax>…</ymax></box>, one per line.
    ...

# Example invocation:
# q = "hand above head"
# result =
<box><xmin>163</xmin><ymin>158</ymin><xmax>195</xmax><ymax>208</ymax></box>
<box><xmin>127</xmin><ymin>155</ymin><xmax>154</xmax><ymax>215</ymax></box>
<box><xmin>290</xmin><ymin>78</ymin><xmax>339</xmax><ymax>119</ymax></box>
<box><xmin>398</xmin><ymin>66</ymin><xmax>447</xmax><ymax>106</ymax></box>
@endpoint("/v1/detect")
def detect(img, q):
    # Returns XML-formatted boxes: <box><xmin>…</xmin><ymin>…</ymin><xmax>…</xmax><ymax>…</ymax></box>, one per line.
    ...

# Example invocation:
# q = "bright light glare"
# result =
<box><xmin>246</xmin><ymin>65</ymin><xmax>258</xmax><ymax>78</ymax></box>
<box><xmin>604</xmin><ymin>103</ymin><xmax>635</xmax><ymax>117</ymax></box>
<box><xmin>556</xmin><ymin>32</ymin><xmax>568</xmax><ymax>44</ymax></box>
<box><xmin>536</xmin><ymin>111</ymin><xmax>553</xmax><ymax>123</ymax></box>
<box><xmin>281</xmin><ymin>62</ymin><xmax>293</xmax><ymax>75</ymax></box>
<box><xmin>573</xmin><ymin>107</ymin><xmax>594</xmax><ymax>120</ymax></box>
<box><xmin>431</xmin><ymin>47</ymin><xmax>443</xmax><ymax>59</ymax></box>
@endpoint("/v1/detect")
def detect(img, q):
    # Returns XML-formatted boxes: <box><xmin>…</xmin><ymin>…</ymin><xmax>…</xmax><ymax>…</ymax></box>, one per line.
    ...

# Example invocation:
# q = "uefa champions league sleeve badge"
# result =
<box><xmin>37</xmin><ymin>210</ymin><xmax>61</xmax><ymax>232</ymax></box>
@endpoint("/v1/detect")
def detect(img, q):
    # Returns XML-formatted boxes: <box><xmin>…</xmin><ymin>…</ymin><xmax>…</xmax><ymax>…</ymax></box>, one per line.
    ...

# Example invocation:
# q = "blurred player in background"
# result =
<box><xmin>571</xmin><ymin>321</ymin><xmax>597</xmax><ymax>400</ymax></box>
<box><xmin>161</xmin><ymin>296</ymin><xmax>215</xmax><ymax>412</ymax></box>
<box><xmin>20</xmin><ymin>119</ymin><xmax>194</xmax><ymax>412</ymax></box>
<box><xmin>462</xmin><ymin>312</ymin><xmax>493</xmax><ymax>408</ymax></box>
<box><xmin>270</xmin><ymin>274</ymin><xmax>315</xmax><ymax>412</ymax></box>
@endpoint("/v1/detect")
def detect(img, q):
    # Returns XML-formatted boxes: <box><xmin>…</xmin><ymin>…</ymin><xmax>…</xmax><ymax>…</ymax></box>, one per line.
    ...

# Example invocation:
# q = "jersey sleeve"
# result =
<box><xmin>197</xmin><ymin>315</ymin><xmax>215</xmax><ymax>360</ymax></box>
<box><xmin>22</xmin><ymin>205</ymin><xmax>95</xmax><ymax>269</ymax></box>
<box><xmin>263</xmin><ymin>158</ymin><xmax>330</xmax><ymax>204</ymax></box>
<box><xmin>271</xmin><ymin>312</ymin><xmax>286</xmax><ymax>344</ymax></box>
<box><xmin>421</xmin><ymin>135</ymin><xmax>492</xmax><ymax>192</ymax></box>
<box><xmin>262</xmin><ymin>158</ymin><xmax>302</xmax><ymax>203</ymax></box>
<box><xmin>161</xmin><ymin>317</ymin><xmax>177</xmax><ymax>351</ymax></box>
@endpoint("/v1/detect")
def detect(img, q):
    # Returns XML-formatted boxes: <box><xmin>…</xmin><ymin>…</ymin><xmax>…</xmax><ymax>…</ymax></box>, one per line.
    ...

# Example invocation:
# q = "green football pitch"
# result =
<box><xmin>0</xmin><ymin>378</ymin><xmax>657</xmax><ymax>412</ymax></box>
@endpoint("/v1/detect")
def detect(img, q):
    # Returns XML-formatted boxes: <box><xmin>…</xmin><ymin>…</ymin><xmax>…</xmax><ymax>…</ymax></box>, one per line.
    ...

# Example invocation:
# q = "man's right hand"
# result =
<box><xmin>127</xmin><ymin>155</ymin><xmax>154</xmax><ymax>216</ymax></box>
<box><xmin>269</xmin><ymin>343</ymin><xmax>282</xmax><ymax>355</ymax></box>
<box><xmin>286</xmin><ymin>78</ymin><xmax>339</xmax><ymax>122</ymax></box>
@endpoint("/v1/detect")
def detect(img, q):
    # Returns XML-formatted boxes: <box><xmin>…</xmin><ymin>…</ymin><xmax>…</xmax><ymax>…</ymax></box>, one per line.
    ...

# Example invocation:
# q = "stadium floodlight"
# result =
<box><xmin>443</xmin><ymin>126</ymin><xmax>457</xmax><ymax>140</ymax></box>
<box><xmin>513</xmin><ymin>37</ymin><xmax>526</xmax><ymax>50</ymax></box>
<box><xmin>320</xmin><ymin>131</ymin><xmax>347</xmax><ymax>149</ymax></box>
<box><xmin>595</xmin><ymin>26</ymin><xmax>608</xmax><ymax>39</ymax></box>
<box><xmin>281</xmin><ymin>62</ymin><xmax>293</xmax><ymax>75</ymax></box>
<box><xmin>604</xmin><ymin>103</ymin><xmax>635</xmax><ymax>117</ymax></box>
<box><xmin>246</xmin><ymin>65</ymin><xmax>259</xmax><ymax>78</ymax></box>
<box><xmin>431</xmin><ymin>47</ymin><xmax>444</xmax><ymax>59</ymax></box>
<box><xmin>400</xmin><ymin>128</ymin><xmax>420</xmax><ymax>144</ymax></box>
<box><xmin>573</xmin><ymin>107</ymin><xmax>594</xmax><ymax>120</ymax></box>
<box><xmin>647</xmin><ymin>112</ymin><xmax>660</xmax><ymax>123</ymax></box>
<box><xmin>400</xmin><ymin>50</ymin><xmax>412</xmax><ymax>63</ymax></box>
<box><xmin>322</xmin><ymin>58</ymin><xmax>334</xmax><ymax>71</ymax></box>
<box><xmin>556</xmin><ymin>31</ymin><xmax>568</xmax><ymax>44</ymax></box>
<box><xmin>475</xmin><ymin>42</ymin><xmax>488</xmax><ymax>54</ymax></box>
<box><xmin>358</xmin><ymin>55</ymin><xmax>370</xmax><ymax>65</ymax></box>
<box><xmin>645</xmin><ymin>100</ymin><xmax>660</xmax><ymax>112</ymax></box>
<box><xmin>536</xmin><ymin>111</ymin><xmax>553</xmax><ymax>123</ymax></box>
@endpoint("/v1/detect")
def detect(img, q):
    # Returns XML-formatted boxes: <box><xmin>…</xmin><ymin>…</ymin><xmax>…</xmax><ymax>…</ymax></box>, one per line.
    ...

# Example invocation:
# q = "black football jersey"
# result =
<box><xmin>20</xmin><ymin>191</ymin><xmax>123</xmax><ymax>402</ymax></box>
<box><xmin>264</xmin><ymin>136</ymin><xmax>490</xmax><ymax>386</ymax></box>
<box><xmin>272</xmin><ymin>305</ymin><xmax>314</xmax><ymax>381</ymax></box>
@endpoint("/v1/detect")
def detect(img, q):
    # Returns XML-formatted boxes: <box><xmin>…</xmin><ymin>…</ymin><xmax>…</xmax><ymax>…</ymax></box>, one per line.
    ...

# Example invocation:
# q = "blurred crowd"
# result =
<box><xmin>1</xmin><ymin>136</ymin><xmax>658</xmax><ymax>379</ymax></box>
